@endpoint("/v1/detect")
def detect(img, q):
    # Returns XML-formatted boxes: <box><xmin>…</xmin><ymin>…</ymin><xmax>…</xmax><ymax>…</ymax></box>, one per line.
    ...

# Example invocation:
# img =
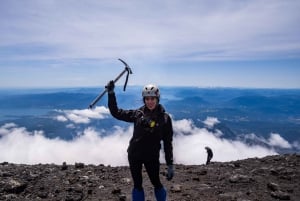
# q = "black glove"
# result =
<box><xmin>166</xmin><ymin>165</ymin><xmax>174</xmax><ymax>181</ymax></box>
<box><xmin>105</xmin><ymin>80</ymin><xmax>115</xmax><ymax>94</ymax></box>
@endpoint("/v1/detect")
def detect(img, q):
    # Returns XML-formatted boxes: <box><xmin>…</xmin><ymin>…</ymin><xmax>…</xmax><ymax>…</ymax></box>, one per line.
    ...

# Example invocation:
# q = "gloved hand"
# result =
<box><xmin>105</xmin><ymin>80</ymin><xmax>115</xmax><ymax>94</ymax></box>
<box><xmin>166</xmin><ymin>165</ymin><xmax>174</xmax><ymax>181</ymax></box>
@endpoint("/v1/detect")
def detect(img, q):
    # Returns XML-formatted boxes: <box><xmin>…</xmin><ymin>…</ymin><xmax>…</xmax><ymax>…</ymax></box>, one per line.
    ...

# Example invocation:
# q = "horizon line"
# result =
<box><xmin>0</xmin><ymin>85</ymin><xmax>300</xmax><ymax>91</ymax></box>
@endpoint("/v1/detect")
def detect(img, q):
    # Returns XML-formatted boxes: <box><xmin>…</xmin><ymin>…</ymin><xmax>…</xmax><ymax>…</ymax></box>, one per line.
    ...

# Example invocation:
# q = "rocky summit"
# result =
<box><xmin>0</xmin><ymin>154</ymin><xmax>299</xmax><ymax>201</ymax></box>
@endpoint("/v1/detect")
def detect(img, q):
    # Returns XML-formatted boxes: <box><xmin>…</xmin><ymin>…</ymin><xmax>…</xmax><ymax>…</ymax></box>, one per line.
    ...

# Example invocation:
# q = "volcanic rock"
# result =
<box><xmin>0</xmin><ymin>154</ymin><xmax>299</xmax><ymax>200</ymax></box>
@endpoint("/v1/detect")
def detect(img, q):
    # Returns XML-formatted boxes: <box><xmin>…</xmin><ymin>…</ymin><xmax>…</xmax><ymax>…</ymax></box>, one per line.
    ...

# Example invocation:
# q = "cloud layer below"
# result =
<box><xmin>0</xmin><ymin>107</ymin><xmax>288</xmax><ymax>166</ymax></box>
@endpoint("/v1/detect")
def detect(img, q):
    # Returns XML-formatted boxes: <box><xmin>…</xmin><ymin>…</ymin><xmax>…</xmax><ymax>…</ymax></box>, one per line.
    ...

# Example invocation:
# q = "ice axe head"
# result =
<box><xmin>118</xmin><ymin>58</ymin><xmax>133</xmax><ymax>74</ymax></box>
<box><xmin>118</xmin><ymin>58</ymin><xmax>132</xmax><ymax>91</ymax></box>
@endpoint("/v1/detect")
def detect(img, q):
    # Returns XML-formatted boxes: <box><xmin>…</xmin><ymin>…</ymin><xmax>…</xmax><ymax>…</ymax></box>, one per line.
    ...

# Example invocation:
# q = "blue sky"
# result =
<box><xmin>1</xmin><ymin>0</ymin><xmax>300</xmax><ymax>88</ymax></box>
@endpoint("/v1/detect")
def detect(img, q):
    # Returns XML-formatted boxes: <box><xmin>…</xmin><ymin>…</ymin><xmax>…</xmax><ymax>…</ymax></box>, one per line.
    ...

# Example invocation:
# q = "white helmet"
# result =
<box><xmin>142</xmin><ymin>84</ymin><xmax>160</xmax><ymax>99</ymax></box>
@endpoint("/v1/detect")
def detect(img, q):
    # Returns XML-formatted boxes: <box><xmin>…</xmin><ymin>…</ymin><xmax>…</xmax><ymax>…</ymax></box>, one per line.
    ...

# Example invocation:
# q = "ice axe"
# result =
<box><xmin>88</xmin><ymin>58</ymin><xmax>133</xmax><ymax>109</ymax></box>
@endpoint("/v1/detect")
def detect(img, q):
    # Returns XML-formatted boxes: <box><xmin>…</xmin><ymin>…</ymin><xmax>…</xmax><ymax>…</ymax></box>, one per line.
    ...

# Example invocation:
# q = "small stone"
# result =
<box><xmin>270</xmin><ymin>191</ymin><xmax>290</xmax><ymax>200</ymax></box>
<box><xmin>267</xmin><ymin>182</ymin><xmax>279</xmax><ymax>191</ymax></box>
<box><xmin>119</xmin><ymin>194</ymin><xmax>126</xmax><ymax>201</ymax></box>
<box><xmin>170</xmin><ymin>184</ymin><xmax>182</xmax><ymax>193</ymax></box>
<box><xmin>75</xmin><ymin>162</ymin><xmax>85</xmax><ymax>169</ymax></box>
<box><xmin>61</xmin><ymin>162</ymin><xmax>68</xmax><ymax>170</ymax></box>
<box><xmin>112</xmin><ymin>188</ymin><xmax>121</xmax><ymax>194</ymax></box>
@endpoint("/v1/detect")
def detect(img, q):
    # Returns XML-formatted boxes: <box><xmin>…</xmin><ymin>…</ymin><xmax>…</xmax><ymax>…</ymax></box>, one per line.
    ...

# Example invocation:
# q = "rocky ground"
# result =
<box><xmin>0</xmin><ymin>154</ymin><xmax>299</xmax><ymax>201</ymax></box>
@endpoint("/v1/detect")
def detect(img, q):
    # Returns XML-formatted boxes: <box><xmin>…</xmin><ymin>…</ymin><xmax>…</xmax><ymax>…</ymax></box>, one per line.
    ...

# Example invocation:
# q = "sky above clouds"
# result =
<box><xmin>0</xmin><ymin>0</ymin><xmax>300</xmax><ymax>88</ymax></box>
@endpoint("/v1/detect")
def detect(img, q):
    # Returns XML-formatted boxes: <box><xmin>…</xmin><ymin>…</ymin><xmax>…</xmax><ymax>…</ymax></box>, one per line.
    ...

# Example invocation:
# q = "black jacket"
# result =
<box><xmin>108</xmin><ymin>93</ymin><xmax>173</xmax><ymax>165</ymax></box>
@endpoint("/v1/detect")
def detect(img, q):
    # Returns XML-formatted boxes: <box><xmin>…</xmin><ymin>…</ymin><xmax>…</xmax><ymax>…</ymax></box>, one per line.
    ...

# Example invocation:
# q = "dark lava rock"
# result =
<box><xmin>0</xmin><ymin>154</ymin><xmax>299</xmax><ymax>201</ymax></box>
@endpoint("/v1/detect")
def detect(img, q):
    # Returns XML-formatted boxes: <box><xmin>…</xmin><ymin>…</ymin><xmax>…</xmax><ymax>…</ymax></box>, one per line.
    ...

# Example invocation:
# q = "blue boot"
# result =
<box><xmin>154</xmin><ymin>187</ymin><xmax>167</xmax><ymax>201</ymax></box>
<box><xmin>132</xmin><ymin>188</ymin><xmax>145</xmax><ymax>201</ymax></box>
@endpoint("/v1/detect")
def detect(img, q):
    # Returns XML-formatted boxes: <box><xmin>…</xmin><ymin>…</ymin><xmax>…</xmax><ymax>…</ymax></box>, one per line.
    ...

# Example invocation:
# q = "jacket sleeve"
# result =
<box><xmin>162</xmin><ymin>114</ymin><xmax>174</xmax><ymax>165</ymax></box>
<box><xmin>108</xmin><ymin>92</ymin><xmax>135</xmax><ymax>122</ymax></box>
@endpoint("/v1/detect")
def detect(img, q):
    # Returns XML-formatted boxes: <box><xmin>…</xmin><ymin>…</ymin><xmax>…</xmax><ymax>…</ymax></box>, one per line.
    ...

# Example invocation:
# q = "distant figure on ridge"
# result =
<box><xmin>205</xmin><ymin>146</ymin><xmax>213</xmax><ymax>165</ymax></box>
<box><xmin>106</xmin><ymin>81</ymin><xmax>174</xmax><ymax>201</ymax></box>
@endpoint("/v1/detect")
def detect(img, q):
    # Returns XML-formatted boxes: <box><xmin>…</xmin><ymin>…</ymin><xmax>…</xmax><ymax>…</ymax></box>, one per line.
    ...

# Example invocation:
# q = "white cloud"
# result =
<box><xmin>243</xmin><ymin>133</ymin><xmax>265</xmax><ymax>142</ymax></box>
<box><xmin>268</xmin><ymin>133</ymin><xmax>292</xmax><ymax>149</ymax></box>
<box><xmin>0</xmin><ymin>123</ymin><xmax>130</xmax><ymax>166</ymax></box>
<box><xmin>1</xmin><ymin>0</ymin><xmax>299</xmax><ymax>61</ymax></box>
<box><xmin>203</xmin><ymin>116</ymin><xmax>220</xmax><ymax>128</ymax></box>
<box><xmin>66</xmin><ymin>124</ymin><xmax>76</xmax><ymax>129</ymax></box>
<box><xmin>243</xmin><ymin>132</ymin><xmax>293</xmax><ymax>149</ymax></box>
<box><xmin>172</xmin><ymin>119</ymin><xmax>276</xmax><ymax>165</ymax></box>
<box><xmin>0</xmin><ymin>117</ymin><xmax>278</xmax><ymax>166</ymax></box>
<box><xmin>1</xmin><ymin>0</ymin><xmax>299</xmax><ymax>88</ymax></box>
<box><xmin>0</xmin><ymin>123</ymin><xmax>18</xmax><ymax>135</ymax></box>
<box><xmin>292</xmin><ymin>141</ymin><xmax>300</xmax><ymax>149</ymax></box>
<box><xmin>55</xmin><ymin>115</ymin><xmax>68</xmax><ymax>122</ymax></box>
<box><xmin>172</xmin><ymin>119</ymin><xmax>195</xmax><ymax>134</ymax></box>
<box><xmin>54</xmin><ymin>106</ymin><xmax>110</xmax><ymax>124</ymax></box>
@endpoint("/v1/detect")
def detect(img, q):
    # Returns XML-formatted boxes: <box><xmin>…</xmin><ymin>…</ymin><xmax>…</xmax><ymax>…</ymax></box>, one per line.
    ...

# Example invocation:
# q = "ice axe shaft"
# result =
<box><xmin>88</xmin><ymin>59</ymin><xmax>132</xmax><ymax>109</ymax></box>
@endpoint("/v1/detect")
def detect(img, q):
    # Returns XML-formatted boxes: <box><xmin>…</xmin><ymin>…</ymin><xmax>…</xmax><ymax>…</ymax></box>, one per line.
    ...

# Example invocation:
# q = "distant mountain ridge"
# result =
<box><xmin>0</xmin><ymin>92</ymin><xmax>92</xmax><ymax>109</ymax></box>
<box><xmin>0</xmin><ymin>87</ymin><xmax>299</xmax><ymax>153</ymax></box>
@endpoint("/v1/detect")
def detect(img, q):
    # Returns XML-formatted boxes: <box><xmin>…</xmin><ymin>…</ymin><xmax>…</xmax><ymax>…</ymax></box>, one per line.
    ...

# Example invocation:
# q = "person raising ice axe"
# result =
<box><xmin>88</xmin><ymin>59</ymin><xmax>174</xmax><ymax>201</ymax></box>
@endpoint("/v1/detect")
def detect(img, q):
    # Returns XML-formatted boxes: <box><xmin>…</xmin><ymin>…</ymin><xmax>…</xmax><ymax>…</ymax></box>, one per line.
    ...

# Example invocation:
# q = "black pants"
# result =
<box><xmin>128</xmin><ymin>156</ymin><xmax>163</xmax><ymax>190</ymax></box>
<box><xmin>206</xmin><ymin>154</ymin><xmax>213</xmax><ymax>165</ymax></box>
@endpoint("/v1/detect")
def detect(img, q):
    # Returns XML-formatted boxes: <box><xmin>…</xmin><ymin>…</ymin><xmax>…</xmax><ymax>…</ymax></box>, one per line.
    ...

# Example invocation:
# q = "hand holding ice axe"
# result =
<box><xmin>88</xmin><ymin>59</ymin><xmax>133</xmax><ymax>109</ymax></box>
